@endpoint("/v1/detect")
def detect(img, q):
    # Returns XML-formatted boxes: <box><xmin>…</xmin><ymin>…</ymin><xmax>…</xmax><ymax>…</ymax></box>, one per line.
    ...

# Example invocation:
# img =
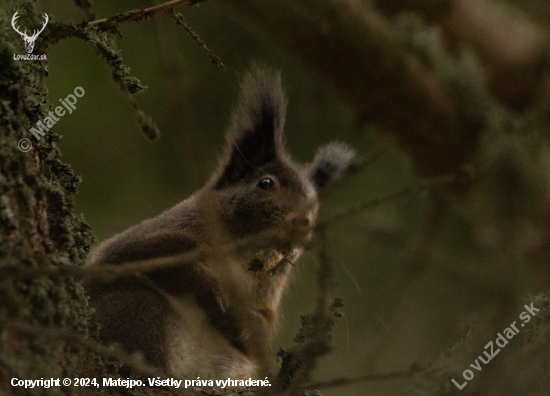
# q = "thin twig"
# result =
<box><xmin>0</xmin><ymin>226</ymin><xmax>292</xmax><ymax>283</ymax></box>
<box><xmin>270</xmin><ymin>229</ymin><xmax>337</xmax><ymax>395</ymax></box>
<box><xmin>0</xmin><ymin>251</ymin><xmax>200</xmax><ymax>283</ymax></box>
<box><xmin>315</xmin><ymin>227</ymin><xmax>332</xmax><ymax>314</ymax></box>
<box><xmin>319</xmin><ymin>173</ymin><xmax>457</xmax><ymax>227</ymax></box>
<box><xmin>86</xmin><ymin>0</ymin><xmax>207</xmax><ymax>27</ymax></box>
<box><xmin>167</xmin><ymin>10</ymin><xmax>225</xmax><ymax>70</ymax></box>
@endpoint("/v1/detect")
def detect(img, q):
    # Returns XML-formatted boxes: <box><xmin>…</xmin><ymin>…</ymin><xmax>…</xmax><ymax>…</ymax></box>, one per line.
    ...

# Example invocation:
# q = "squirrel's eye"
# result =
<box><xmin>257</xmin><ymin>177</ymin><xmax>275</xmax><ymax>190</ymax></box>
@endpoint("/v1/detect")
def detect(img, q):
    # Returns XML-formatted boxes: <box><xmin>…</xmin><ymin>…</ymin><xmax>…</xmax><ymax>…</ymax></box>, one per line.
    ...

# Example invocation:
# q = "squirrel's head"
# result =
<box><xmin>206</xmin><ymin>68</ymin><xmax>354</xmax><ymax>274</ymax></box>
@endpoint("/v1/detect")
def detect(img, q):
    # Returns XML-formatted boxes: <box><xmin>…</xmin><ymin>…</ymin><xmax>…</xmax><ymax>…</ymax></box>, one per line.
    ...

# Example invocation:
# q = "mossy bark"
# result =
<box><xmin>0</xmin><ymin>2</ymin><xmax>105</xmax><ymax>394</ymax></box>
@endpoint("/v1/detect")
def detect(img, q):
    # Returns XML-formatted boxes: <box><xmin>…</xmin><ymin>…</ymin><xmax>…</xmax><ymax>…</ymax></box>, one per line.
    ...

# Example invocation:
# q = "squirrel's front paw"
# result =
<box><xmin>248</xmin><ymin>249</ymin><xmax>284</xmax><ymax>272</ymax></box>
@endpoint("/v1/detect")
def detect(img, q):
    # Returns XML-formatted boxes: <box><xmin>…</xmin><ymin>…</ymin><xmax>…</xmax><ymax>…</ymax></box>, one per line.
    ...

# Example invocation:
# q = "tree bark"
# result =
<box><xmin>0</xmin><ymin>1</ymin><xmax>103</xmax><ymax>394</ymax></box>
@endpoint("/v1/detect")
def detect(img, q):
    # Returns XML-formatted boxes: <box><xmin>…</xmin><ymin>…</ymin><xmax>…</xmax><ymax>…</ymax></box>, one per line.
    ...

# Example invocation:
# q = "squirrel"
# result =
<box><xmin>84</xmin><ymin>68</ymin><xmax>354</xmax><ymax>380</ymax></box>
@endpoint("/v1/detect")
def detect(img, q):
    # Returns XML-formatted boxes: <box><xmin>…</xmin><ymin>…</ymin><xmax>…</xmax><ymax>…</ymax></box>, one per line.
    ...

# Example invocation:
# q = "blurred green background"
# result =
<box><xmin>31</xmin><ymin>1</ymin><xmax>550</xmax><ymax>395</ymax></box>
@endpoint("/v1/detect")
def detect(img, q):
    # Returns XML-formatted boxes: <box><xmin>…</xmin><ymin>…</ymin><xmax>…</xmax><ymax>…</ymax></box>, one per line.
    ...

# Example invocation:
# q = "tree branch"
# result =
<box><xmin>0</xmin><ymin>227</ymin><xmax>297</xmax><ymax>283</ymax></box>
<box><xmin>223</xmin><ymin>0</ymin><xmax>477</xmax><ymax>180</ymax></box>
<box><xmin>86</xmin><ymin>0</ymin><xmax>208</xmax><ymax>27</ymax></box>
<box><xmin>376</xmin><ymin>0</ymin><xmax>550</xmax><ymax>109</ymax></box>
<box><xmin>319</xmin><ymin>172</ymin><xmax>459</xmax><ymax>227</ymax></box>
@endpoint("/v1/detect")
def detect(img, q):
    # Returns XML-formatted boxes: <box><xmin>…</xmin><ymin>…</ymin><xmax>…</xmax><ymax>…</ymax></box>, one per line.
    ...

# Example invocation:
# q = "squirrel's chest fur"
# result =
<box><xmin>163</xmin><ymin>292</ymin><xmax>256</xmax><ymax>379</ymax></box>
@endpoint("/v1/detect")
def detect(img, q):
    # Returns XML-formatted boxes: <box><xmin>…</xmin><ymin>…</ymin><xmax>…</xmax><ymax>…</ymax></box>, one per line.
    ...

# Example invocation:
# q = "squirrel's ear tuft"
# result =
<box><xmin>309</xmin><ymin>142</ymin><xmax>355</xmax><ymax>192</ymax></box>
<box><xmin>214</xmin><ymin>67</ymin><xmax>287</xmax><ymax>189</ymax></box>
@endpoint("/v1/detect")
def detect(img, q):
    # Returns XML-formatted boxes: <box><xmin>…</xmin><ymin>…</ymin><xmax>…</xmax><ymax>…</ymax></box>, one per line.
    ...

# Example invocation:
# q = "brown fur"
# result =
<box><xmin>85</xmin><ymin>68</ymin><xmax>354</xmax><ymax>379</ymax></box>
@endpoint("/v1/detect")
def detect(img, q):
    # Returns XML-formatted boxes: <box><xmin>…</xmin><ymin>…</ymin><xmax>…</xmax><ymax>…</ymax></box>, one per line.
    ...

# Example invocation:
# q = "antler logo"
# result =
<box><xmin>11</xmin><ymin>11</ymin><xmax>49</xmax><ymax>54</ymax></box>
